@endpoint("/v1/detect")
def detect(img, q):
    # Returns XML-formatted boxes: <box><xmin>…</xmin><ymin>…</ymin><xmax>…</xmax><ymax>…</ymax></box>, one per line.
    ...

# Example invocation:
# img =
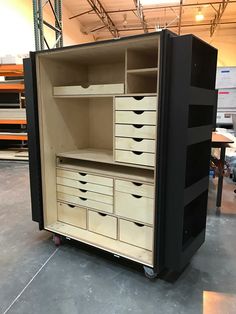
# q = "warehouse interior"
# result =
<box><xmin>0</xmin><ymin>1</ymin><xmax>236</xmax><ymax>314</ymax></box>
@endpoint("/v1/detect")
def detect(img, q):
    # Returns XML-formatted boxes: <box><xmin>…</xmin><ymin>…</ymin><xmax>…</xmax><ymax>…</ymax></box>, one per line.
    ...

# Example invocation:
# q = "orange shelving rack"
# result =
<box><xmin>0</xmin><ymin>63</ymin><xmax>28</xmax><ymax>160</ymax></box>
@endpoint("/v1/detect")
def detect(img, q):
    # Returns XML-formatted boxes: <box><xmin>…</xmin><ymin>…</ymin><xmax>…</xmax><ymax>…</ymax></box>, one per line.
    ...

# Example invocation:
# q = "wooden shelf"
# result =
<box><xmin>127</xmin><ymin>67</ymin><xmax>158</xmax><ymax>77</ymax></box>
<box><xmin>53</xmin><ymin>92</ymin><xmax>157</xmax><ymax>99</ymax></box>
<box><xmin>0</xmin><ymin>64</ymin><xmax>24</xmax><ymax>77</ymax></box>
<box><xmin>53</xmin><ymin>83</ymin><xmax>124</xmax><ymax>97</ymax></box>
<box><xmin>57</xmin><ymin>161</ymin><xmax>154</xmax><ymax>184</ymax></box>
<box><xmin>58</xmin><ymin>149</ymin><xmax>113</xmax><ymax>164</ymax></box>
<box><xmin>57</xmin><ymin>149</ymin><xmax>154</xmax><ymax>170</ymax></box>
<box><xmin>46</xmin><ymin>221</ymin><xmax>153</xmax><ymax>266</ymax></box>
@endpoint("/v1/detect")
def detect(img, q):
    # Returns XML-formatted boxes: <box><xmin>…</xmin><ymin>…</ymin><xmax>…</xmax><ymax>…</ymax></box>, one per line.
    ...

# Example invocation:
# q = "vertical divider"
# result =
<box><xmin>112</xmin><ymin>96</ymin><xmax>116</xmax><ymax>162</ymax></box>
<box><xmin>125</xmin><ymin>48</ymin><xmax>128</xmax><ymax>94</ymax></box>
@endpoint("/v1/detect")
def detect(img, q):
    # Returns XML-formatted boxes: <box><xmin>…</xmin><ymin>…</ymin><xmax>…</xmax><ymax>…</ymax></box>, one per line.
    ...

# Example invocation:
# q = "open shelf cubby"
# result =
<box><xmin>126</xmin><ymin>47</ymin><xmax>158</xmax><ymax>70</ymax></box>
<box><xmin>125</xmin><ymin>45</ymin><xmax>159</xmax><ymax>94</ymax></box>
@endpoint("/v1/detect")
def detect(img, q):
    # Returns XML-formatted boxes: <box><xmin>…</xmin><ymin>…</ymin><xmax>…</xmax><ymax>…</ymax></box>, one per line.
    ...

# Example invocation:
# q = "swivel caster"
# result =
<box><xmin>53</xmin><ymin>234</ymin><xmax>62</xmax><ymax>246</ymax></box>
<box><xmin>143</xmin><ymin>266</ymin><xmax>158</xmax><ymax>279</ymax></box>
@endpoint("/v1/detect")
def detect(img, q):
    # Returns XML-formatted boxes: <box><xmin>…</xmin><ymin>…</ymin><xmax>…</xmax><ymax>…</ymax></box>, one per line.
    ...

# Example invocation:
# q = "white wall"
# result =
<box><xmin>0</xmin><ymin>0</ymin><xmax>94</xmax><ymax>57</ymax></box>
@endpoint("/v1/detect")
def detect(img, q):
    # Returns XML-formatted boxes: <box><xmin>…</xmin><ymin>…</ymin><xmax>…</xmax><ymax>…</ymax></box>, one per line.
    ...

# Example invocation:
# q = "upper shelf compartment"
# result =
<box><xmin>125</xmin><ymin>45</ymin><xmax>159</xmax><ymax>94</ymax></box>
<box><xmin>126</xmin><ymin>47</ymin><xmax>158</xmax><ymax>70</ymax></box>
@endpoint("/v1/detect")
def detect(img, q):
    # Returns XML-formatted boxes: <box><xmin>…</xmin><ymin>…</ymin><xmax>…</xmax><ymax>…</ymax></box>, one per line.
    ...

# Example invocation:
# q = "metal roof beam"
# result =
<box><xmin>69</xmin><ymin>9</ymin><xmax>94</xmax><ymax>20</ymax></box>
<box><xmin>116</xmin><ymin>20</ymin><xmax>236</xmax><ymax>32</ymax></box>
<box><xmin>210</xmin><ymin>0</ymin><xmax>230</xmax><ymax>36</ymax></box>
<box><xmin>88</xmin><ymin>1</ymin><xmax>236</xmax><ymax>14</ymax></box>
<box><xmin>86</xmin><ymin>0</ymin><xmax>119</xmax><ymax>37</ymax></box>
<box><xmin>133</xmin><ymin>0</ymin><xmax>148</xmax><ymax>33</ymax></box>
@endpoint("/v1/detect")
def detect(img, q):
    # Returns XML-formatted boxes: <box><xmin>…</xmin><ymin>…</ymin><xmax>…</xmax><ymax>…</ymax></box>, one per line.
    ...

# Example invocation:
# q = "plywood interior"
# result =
<box><xmin>36</xmin><ymin>34</ymin><xmax>160</xmax><ymax>264</ymax></box>
<box><xmin>126</xmin><ymin>47</ymin><xmax>159</xmax><ymax>70</ymax></box>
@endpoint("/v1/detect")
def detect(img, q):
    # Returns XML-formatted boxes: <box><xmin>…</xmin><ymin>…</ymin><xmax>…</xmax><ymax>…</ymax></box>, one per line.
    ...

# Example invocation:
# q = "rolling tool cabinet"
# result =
<box><xmin>24</xmin><ymin>30</ymin><xmax>217</xmax><ymax>278</ymax></box>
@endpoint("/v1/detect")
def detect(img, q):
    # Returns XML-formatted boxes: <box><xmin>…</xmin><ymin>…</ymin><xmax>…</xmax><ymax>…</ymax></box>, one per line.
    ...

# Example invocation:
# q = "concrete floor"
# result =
<box><xmin>0</xmin><ymin>161</ymin><xmax>236</xmax><ymax>314</ymax></box>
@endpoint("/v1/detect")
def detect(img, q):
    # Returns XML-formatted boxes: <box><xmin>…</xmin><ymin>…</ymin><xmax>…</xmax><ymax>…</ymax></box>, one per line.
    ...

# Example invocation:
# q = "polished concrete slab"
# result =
<box><xmin>0</xmin><ymin>161</ymin><xmax>236</xmax><ymax>314</ymax></box>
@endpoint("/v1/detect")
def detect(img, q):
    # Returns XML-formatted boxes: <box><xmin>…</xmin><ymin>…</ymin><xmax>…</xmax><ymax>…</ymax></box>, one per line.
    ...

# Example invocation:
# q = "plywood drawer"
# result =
<box><xmin>77</xmin><ymin>189</ymin><xmax>113</xmax><ymax>204</ymax></box>
<box><xmin>119</xmin><ymin>219</ymin><xmax>153</xmax><ymax>251</ymax></box>
<box><xmin>57</xmin><ymin>193</ymin><xmax>113</xmax><ymax>213</ymax></box>
<box><xmin>115</xmin><ymin>191</ymin><xmax>154</xmax><ymax>224</ymax></box>
<box><xmin>57</xmin><ymin>202</ymin><xmax>86</xmax><ymax>229</ymax></box>
<box><xmin>57</xmin><ymin>185</ymin><xmax>113</xmax><ymax>204</ymax></box>
<box><xmin>78</xmin><ymin>197</ymin><xmax>113</xmax><ymax>213</ymax></box>
<box><xmin>116</xmin><ymin>111</ymin><xmax>156</xmax><ymax>125</ymax></box>
<box><xmin>88</xmin><ymin>210</ymin><xmax>117</xmax><ymax>239</ymax></box>
<box><xmin>54</xmin><ymin>83</ymin><xmax>124</xmax><ymax>96</ymax></box>
<box><xmin>115</xmin><ymin>179</ymin><xmax>154</xmax><ymax>198</ymax></box>
<box><xmin>77</xmin><ymin>181</ymin><xmax>113</xmax><ymax>195</ymax></box>
<box><xmin>57</xmin><ymin>168</ymin><xmax>113</xmax><ymax>187</ymax></box>
<box><xmin>115</xmin><ymin>137</ymin><xmax>155</xmax><ymax>153</ymax></box>
<box><xmin>57</xmin><ymin>169</ymin><xmax>79</xmax><ymax>180</ymax></box>
<box><xmin>57</xmin><ymin>192</ymin><xmax>79</xmax><ymax>205</ymax></box>
<box><xmin>115</xmin><ymin>96</ymin><xmax>157</xmax><ymax>111</ymax></box>
<box><xmin>115</xmin><ymin>150</ymin><xmax>155</xmax><ymax>167</ymax></box>
<box><xmin>57</xmin><ymin>184</ymin><xmax>77</xmax><ymax>196</ymax></box>
<box><xmin>115</xmin><ymin>124</ymin><xmax>156</xmax><ymax>139</ymax></box>
<box><xmin>57</xmin><ymin>176</ymin><xmax>78</xmax><ymax>188</ymax></box>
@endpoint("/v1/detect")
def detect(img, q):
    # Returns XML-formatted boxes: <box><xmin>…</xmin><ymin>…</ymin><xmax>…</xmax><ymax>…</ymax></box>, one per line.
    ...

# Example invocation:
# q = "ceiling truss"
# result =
<box><xmin>69</xmin><ymin>0</ymin><xmax>236</xmax><ymax>38</ymax></box>
<box><xmin>133</xmin><ymin>0</ymin><xmax>148</xmax><ymax>33</ymax></box>
<box><xmin>210</xmin><ymin>0</ymin><xmax>230</xmax><ymax>36</ymax></box>
<box><xmin>85</xmin><ymin>0</ymin><xmax>119</xmax><ymax>37</ymax></box>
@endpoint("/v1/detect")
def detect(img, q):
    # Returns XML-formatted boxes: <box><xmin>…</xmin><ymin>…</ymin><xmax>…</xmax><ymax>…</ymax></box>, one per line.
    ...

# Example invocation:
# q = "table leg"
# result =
<box><xmin>216</xmin><ymin>146</ymin><xmax>226</xmax><ymax>215</ymax></box>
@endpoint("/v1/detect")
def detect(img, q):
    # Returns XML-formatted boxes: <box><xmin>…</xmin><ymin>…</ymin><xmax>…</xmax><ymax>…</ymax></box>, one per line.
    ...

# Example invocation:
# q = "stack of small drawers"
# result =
<box><xmin>56</xmin><ymin>167</ymin><xmax>154</xmax><ymax>252</ymax></box>
<box><xmin>114</xmin><ymin>96</ymin><xmax>157</xmax><ymax>167</ymax></box>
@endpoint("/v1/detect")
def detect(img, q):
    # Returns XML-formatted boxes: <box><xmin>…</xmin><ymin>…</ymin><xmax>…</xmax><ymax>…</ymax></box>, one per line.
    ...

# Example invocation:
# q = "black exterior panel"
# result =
<box><xmin>163</xmin><ymin>35</ymin><xmax>217</xmax><ymax>271</ymax></box>
<box><xmin>23</xmin><ymin>56</ymin><xmax>44</xmax><ymax>229</ymax></box>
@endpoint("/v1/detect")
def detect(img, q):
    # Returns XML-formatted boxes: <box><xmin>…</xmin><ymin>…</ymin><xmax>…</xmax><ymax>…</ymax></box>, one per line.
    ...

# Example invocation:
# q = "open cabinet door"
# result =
<box><xmin>163</xmin><ymin>34</ymin><xmax>217</xmax><ymax>271</ymax></box>
<box><xmin>24</xmin><ymin>55</ymin><xmax>44</xmax><ymax>230</ymax></box>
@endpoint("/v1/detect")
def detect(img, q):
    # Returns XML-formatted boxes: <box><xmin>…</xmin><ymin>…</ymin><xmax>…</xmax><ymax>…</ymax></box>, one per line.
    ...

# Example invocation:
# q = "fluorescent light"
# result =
<box><xmin>140</xmin><ymin>0</ymin><xmax>180</xmax><ymax>5</ymax></box>
<box><xmin>195</xmin><ymin>8</ymin><xmax>204</xmax><ymax>22</ymax></box>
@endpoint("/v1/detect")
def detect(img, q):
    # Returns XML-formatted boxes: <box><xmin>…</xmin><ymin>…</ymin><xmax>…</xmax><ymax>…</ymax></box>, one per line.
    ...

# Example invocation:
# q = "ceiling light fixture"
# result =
<box><xmin>195</xmin><ymin>7</ymin><xmax>204</xmax><ymax>22</ymax></box>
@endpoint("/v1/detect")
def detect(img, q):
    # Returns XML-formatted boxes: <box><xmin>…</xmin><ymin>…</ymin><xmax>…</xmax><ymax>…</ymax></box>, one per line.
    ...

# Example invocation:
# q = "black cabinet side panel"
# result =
<box><xmin>154</xmin><ymin>30</ymin><xmax>177</xmax><ymax>272</ymax></box>
<box><xmin>163</xmin><ymin>35</ymin><xmax>217</xmax><ymax>271</ymax></box>
<box><xmin>23</xmin><ymin>56</ymin><xmax>44</xmax><ymax>230</ymax></box>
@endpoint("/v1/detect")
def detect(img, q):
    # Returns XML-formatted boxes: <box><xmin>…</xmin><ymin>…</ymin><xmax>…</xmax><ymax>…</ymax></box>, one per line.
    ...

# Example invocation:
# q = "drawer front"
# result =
<box><xmin>57</xmin><ymin>176</ymin><xmax>78</xmax><ymax>188</ymax></box>
<box><xmin>57</xmin><ymin>184</ymin><xmax>77</xmax><ymax>196</ymax></box>
<box><xmin>116</xmin><ymin>111</ymin><xmax>156</xmax><ymax>125</ymax></box>
<box><xmin>115</xmin><ymin>150</ymin><xmax>155</xmax><ymax>167</ymax></box>
<box><xmin>57</xmin><ymin>185</ymin><xmax>113</xmax><ymax>204</ymax></box>
<box><xmin>57</xmin><ymin>202</ymin><xmax>86</xmax><ymax>229</ymax></box>
<box><xmin>54</xmin><ymin>83</ymin><xmax>124</xmax><ymax>96</ymax></box>
<box><xmin>77</xmin><ymin>189</ymin><xmax>113</xmax><ymax>204</ymax></box>
<box><xmin>115</xmin><ymin>179</ymin><xmax>154</xmax><ymax>198</ymax></box>
<box><xmin>57</xmin><ymin>192</ymin><xmax>79</xmax><ymax>205</ymax></box>
<box><xmin>77</xmin><ymin>181</ymin><xmax>113</xmax><ymax>195</ymax></box>
<box><xmin>115</xmin><ymin>191</ymin><xmax>154</xmax><ymax>224</ymax></box>
<box><xmin>115</xmin><ymin>137</ymin><xmax>155</xmax><ymax>153</ymax></box>
<box><xmin>88</xmin><ymin>210</ymin><xmax>117</xmax><ymax>239</ymax></box>
<box><xmin>57</xmin><ymin>192</ymin><xmax>113</xmax><ymax>213</ymax></box>
<box><xmin>119</xmin><ymin>219</ymin><xmax>153</xmax><ymax>251</ymax></box>
<box><xmin>78</xmin><ymin>197</ymin><xmax>113</xmax><ymax>213</ymax></box>
<box><xmin>115</xmin><ymin>124</ymin><xmax>156</xmax><ymax>139</ymax></box>
<box><xmin>115</xmin><ymin>97</ymin><xmax>157</xmax><ymax>111</ymax></box>
<box><xmin>57</xmin><ymin>169</ymin><xmax>78</xmax><ymax>180</ymax></box>
<box><xmin>57</xmin><ymin>168</ymin><xmax>113</xmax><ymax>187</ymax></box>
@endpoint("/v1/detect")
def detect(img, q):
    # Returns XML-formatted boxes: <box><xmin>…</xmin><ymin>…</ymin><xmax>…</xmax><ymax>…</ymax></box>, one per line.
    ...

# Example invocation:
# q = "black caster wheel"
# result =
<box><xmin>143</xmin><ymin>266</ymin><xmax>158</xmax><ymax>279</ymax></box>
<box><xmin>53</xmin><ymin>234</ymin><xmax>62</xmax><ymax>246</ymax></box>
